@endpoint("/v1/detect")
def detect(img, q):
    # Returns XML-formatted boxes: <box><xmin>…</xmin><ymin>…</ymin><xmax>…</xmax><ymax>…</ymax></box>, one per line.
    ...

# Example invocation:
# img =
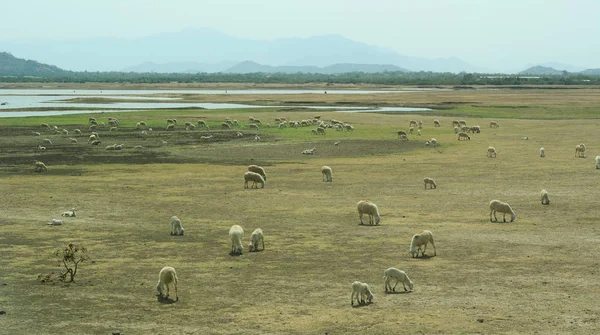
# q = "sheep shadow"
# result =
<box><xmin>412</xmin><ymin>254</ymin><xmax>435</xmax><ymax>260</ymax></box>
<box><xmin>229</xmin><ymin>251</ymin><xmax>243</xmax><ymax>257</ymax></box>
<box><xmin>385</xmin><ymin>290</ymin><xmax>413</xmax><ymax>295</ymax></box>
<box><xmin>351</xmin><ymin>301</ymin><xmax>374</xmax><ymax>308</ymax></box>
<box><xmin>357</xmin><ymin>223</ymin><xmax>380</xmax><ymax>227</ymax></box>
<box><xmin>157</xmin><ymin>295</ymin><xmax>178</xmax><ymax>304</ymax></box>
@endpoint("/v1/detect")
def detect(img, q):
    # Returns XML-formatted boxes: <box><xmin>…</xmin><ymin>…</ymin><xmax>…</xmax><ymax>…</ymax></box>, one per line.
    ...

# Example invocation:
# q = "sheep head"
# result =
<box><xmin>408</xmin><ymin>280</ymin><xmax>414</xmax><ymax>291</ymax></box>
<box><xmin>366</xmin><ymin>291</ymin><xmax>374</xmax><ymax>303</ymax></box>
<box><xmin>156</xmin><ymin>283</ymin><xmax>163</xmax><ymax>297</ymax></box>
<box><xmin>510</xmin><ymin>213</ymin><xmax>516</xmax><ymax>222</ymax></box>
<box><xmin>375</xmin><ymin>215</ymin><xmax>381</xmax><ymax>225</ymax></box>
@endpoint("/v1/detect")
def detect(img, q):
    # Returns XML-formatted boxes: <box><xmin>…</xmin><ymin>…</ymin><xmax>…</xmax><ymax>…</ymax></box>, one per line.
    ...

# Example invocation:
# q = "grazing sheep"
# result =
<box><xmin>490</xmin><ymin>121</ymin><xmax>500</xmax><ymax>128</ymax></box>
<box><xmin>489</xmin><ymin>200</ymin><xmax>516</xmax><ymax>223</ymax></box>
<box><xmin>418</xmin><ymin>120</ymin><xmax>423</xmax><ymax>129</ymax></box>
<box><xmin>254</xmin><ymin>135</ymin><xmax>260</xmax><ymax>142</ymax></box>
<box><xmin>357</xmin><ymin>200</ymin><xmax>381</xmax><ymax>225</ymax></box>
<box><xmin>69</xmin><ymin>138</ymin><xmax>78</xmax><ymax>143</ymax></box>
<box><xmin>249</xmin><ymin>124</ymin><xmax>259</xmax><ymax>130</ymax></box>
<box><xmin>221</xmin><ymin>122</ymin><xmax>232</xmax><ymax>129</ymax></box>
<box><xmin>134</xmin><ymin>145</ymin><xmax>143</xmax><ymax>149</ymax></box>
<box><xmin>34</xmin><ymin>161</ymin><xmax>47</xmax><ymax>172</ymax></box>
<box><xmin>47</xmin><ymin>219</ymin><xmax>63</xmax><ymax>226</ymax></box>
<box><xmin>334</xmin><ymin>141</ymin><xmax>340</xmax><ymax>146</ymax></box>
<box><xmin>458</xmin><ymin>120</ymin><xmax>467</xmax><ymax>127</ymax></box>
<box><xmin>424</xmin><ymin>177</ymin><xmax>436</xmax><ymax>189</ymax></box>
<box><xmin>453</xmin><ymin>126</ymin><xmax>459</xmax><ymax>134</ymax></box>
<box><xmin>236</xmin><ymin>132</ymin><xmax>243</xmax><ymax>137</ymax></box>
<box><xmin>91</xmin><ymin>140</ymin><xmax>102</xmax><ymax>146</ymax></box>
<box><xmin>457</xmin><ymin>132</ymin><xmax>470</xmax><ymax>140</ymax></box>
<box><xmin>244</xmin><ymin>171</ymin><xmax>265</xmax><ymax>189</ymax></box>
<box><xmin>452</xmin><ymin>120</ymin><xmax>460</xmax><ymax>127</ymax></box>
<box><xmin>470</xmin><ymin>126</ymin><xmax>481</xmax><ymax>133</ymax></box>
<box><xmin>32</xmin><ymin>131</ymin><xmax>41</xmax><ymax>136</ymax></box>
<box><xmin>430</xmin><ymin>138</ymin><xmax>438</xmax><ymax>146</ymax></box>
<box><xmin>248</xmin><ymin>165</ymin><xmax>267</xmax><ymax>181</ymax></box>
<box><xmin>409</xmin><ymin>230</ymin><xmax>436</xmax><ymax>258</ymax></box>
<box><xmin>197</xmin><ymin>120</ymin><xmax>207</xmax><ymax>127</ymax></box>
<box><xmin>321</xmin><ymin>166</ymin><xmax>333</xmax><ymax>182</ymax></box>
<box><xmin>108</xmin><ymin>126</ymin><xmax>117</xmax><ymax>132</ymax></box>
<box><xmin>433</xmin><ymin>119</ymin><xmax>441</xmax><ymax>127</ymax></box>
<box><xmin>229</xmin><ymin>224</ymin><xmax>244</xmax><ymax>254</ymax></box>
<box><xmin>166</xmin><ymin>119</ymin><xmax>177</xmax><ymax>125</ymax></box>
<box><xmin>37</xmin><ymin>145</ymin><xmax>46</xmax><ymax>150</ymax></box>
<box><xmin>400</xmin><ymin>134</ymin><xmax>408</xmax><ymax>141</ymax></box>
<box><xmin>540</xmin><ymin>147</ymin><xmax>545</xmax><ymax>157</ymax></box>
<box><xmin>170</xmin><ymin>216</ymin><xmax>184</xmax><ymax>236</ymax></box>
<box><xmin>351</xmin><ymin>281</ymin><xmax>374</xmax><ymax>306</ymax></box>
<box><xmin>311</xmin><ymin>129</ymin><xmax>318</xmax><ymax>135</ymax></box>
<box><xmin>417</xmin><ymin>129</ymin><xmax>421</xmax><ymax>136</ymax></box>
<box><xmin>200</xmin><ymin>135</ymin><xmax>213</xmax><ymax>140</ymax></box>
<box><xmin>156</xmin><ymin>266</ymin><xmax>178</xmax><ymax>301</ymax></box>
<box><xmin>317</xmin><ymin>127</ymin><xmax>326</xmax><ymax>135</ymax></box>
<box><xmin>61</xmin><ymin>129</ymin><xmax>69</xmax><ymax>136</ymax></box>
<box><xmin>461</xmin><ymin>126</ymin><xmax>470</xmax><ymax>132</ymax></box>
<box><xmin>61</xmin><ymin>208</ymin><xmax>76</xmax><ymax>217</ymax></box>
<box><xmin>596</xmin><ymin>155</ymin><xmax>600</xmax><ymax>169</ymax></box>
<box><xmin>487</xmin><ymin>146</ymin><xmax>497</xmax><ymax>158</ymax></box>
<box><xmin>248</xmin><ymin>228</ymin><xmax>264</xmax><ymax>252</ymax></box>
<box><xmin>73</xmin><ymin>129</ymin><xmax>81</xmax><ymax>136</ymax></box>
<box><xmin>575</xmin><ymin>143</ymin><xmax>586</xmax><ymax>158</ymax></box>
<box><xmin>253</xmin><ymin>119</ymin><xmax>262</xmax><ymax>125</ymax></box>
<box><xmin>301</xmin><ymin>148</ymin><xmax>316</xmax><ymax>155</ymax></box>
<box><xmin>166</xmin><ymin>124</ymin><xmax>175</xmax><ymax>131</ymax></box>
<box><xmin>540</xmin><ymin>189</ymin><xmax>550</xmax><ymax>205</ymax></box>
<box><xmin>344</xmin><ymin>124</ymin><xmax>354</xmax><ymax>131</ymax></box>
<box><xmin>409</xmin><ymin>120</ymin><xmax>417</xmax><ymax>127</ymax></box>
<box><xmin>42</xmin><ymin>138</ymin><xmax>52</xmax><ymax>145</ymax></box>
<box><xmin>425</xmin><ymin>140</ymin><xmax>431</xmax><ymax>147</ymax></box>
<box><xmin>40</xmin><ymin>123</ymin><xmax>51</xmax><ymax>129</ymax></box>
<box><xmin>522</xmin><ymin>136</ymin><xmax>529</xmax><ymax>140</ymax></box>
<box><xmin>397</xmin><ymin>130</ymin><xmax>407</xmax><ymax>138</ymax></box>
<box><xmin>88</xmin><ymin>134</ymin><xmax>99</xmax><ymax>142</ymax></box>
<box><xmin>408</xmin><ymin>127</ymin><xmax>414</xmax><ymax>134</ymax></box>
<box><xmin>383</xmin><ymin>267</ymin><xmax>414</xmax><ymax>292</ymax></box>
<box><xmin>89</xmin><ymin>124</ymin><xmax>97</xmax><ymax>131</ymax></box>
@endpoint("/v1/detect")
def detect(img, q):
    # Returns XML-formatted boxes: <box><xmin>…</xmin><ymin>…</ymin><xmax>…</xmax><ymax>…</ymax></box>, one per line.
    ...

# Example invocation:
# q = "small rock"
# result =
<box><xmin>477</xmin><ymin>318</ymin><xmax>484</xmax><ymax>323</ymax></box>
<box><xmin>0</xmin><ymin>311</ymin><xmax>6</xmax><ymax>315</ymax></box>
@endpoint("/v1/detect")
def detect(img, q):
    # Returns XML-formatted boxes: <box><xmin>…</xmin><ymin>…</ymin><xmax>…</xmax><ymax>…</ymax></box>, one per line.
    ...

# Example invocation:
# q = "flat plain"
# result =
<box><xmin>1</xmin><ymin>85</ymin><xmax>599</xmax><ymax>334</ymax></box>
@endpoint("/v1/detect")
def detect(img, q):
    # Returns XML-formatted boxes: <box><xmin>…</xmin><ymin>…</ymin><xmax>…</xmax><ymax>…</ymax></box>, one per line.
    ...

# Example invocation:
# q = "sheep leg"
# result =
<box><xmin>503</xmin><ymin>212</ymin><xmax>506</xmax><ymax>223</ymax></box>
<box><xmin>261</xmin><ymin>238</ymin><xmax>265</xmax><ymax>251</ymax></box>
<box><xmin>165</xmin><ymin>283</ymin><xmax>170</xmax><ymax>299</ymax></box>
<box><xmin>422</xmin><ymin>243</ymin><xmax>428</xmax><ymax>256</ymax></box>
<box><xmin>402</xmin><ymin>282</ymin><xmax>408</xmax><ymax>291</ymax></box>
<box><xmin>392</xmin><ymin>278</ymin><xmax>399</xmax><ymax>292</ymax></box>
<box><xmin>351</xmin><ymin>291</ymin><xmax>355</xmax><ymax>305</ymax></box>
<box><xmin>369</xmin><ymin>214</ymin><xmax>373</xmax><ymax>225</ymax></box>
<box><xmin>174</xmin><ymin>283</ymin><xmax>178</xmax><ymax>301</ymax></box>
<box><xmin>431</xmin><ymin>239</ymin><xmax>437</xmax><ymax>256</ymax></box>
<box><xmin>359</xmin><ymin>213</ymin><xmax>364</xmax><ymax>225</ymax></box>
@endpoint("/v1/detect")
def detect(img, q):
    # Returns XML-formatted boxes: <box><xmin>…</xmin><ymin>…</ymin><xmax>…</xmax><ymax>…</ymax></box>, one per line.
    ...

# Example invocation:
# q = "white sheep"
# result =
<box><xmin>351</xmin><ymin>281</ymin><xmax>374</xmax><ymax>306</ymax></box>
<box><xmin>541</xmin><ymin>189</ymin><xmax>550</xmax><ymax>205</ymax></box>
<box><xmin>88</xmin><ymin>134</ymin><xmax>99</xmax><ymax>142</ymax></box>
<box><xmin>409</xmin><ymin>230</ymin><xmax>436</xmax><ymax>258</ymax></box>
<box><xmin>61</xmin><ymin>129</ymin><xmax>69</xmax><ymax>136</ymax></box>
<box><xmin>236</xmin><ymin>132</ymin><xmax>243</xmax><ymax>137</ymax></box>
<box><xmin>42</xmin><ymin>138</ymin><xmax>53</xmax><ymax>145</ymax></box>
<box><xmin>321</xmin><ymin>166</ymin><xmax>333</xmax><ymax>182</ymax></box>
<box><xmin>37</xmin><ymin>145</ymin><xmax>46</xmax><ymax>150</ymax></box>
<box><xmin>34</xmin><ymin>161</ymin><xmax>47</xmax><ymax>172</ymax></box>
<box><xmin>489</xmin><ymin>199</ymin><xmax>516</xmax><ymax>223</ymax></box>
<box><xmin>254</xmin><ymin>135</ymin><xmax>260</xmax><ymax>142</ymax></box>
<box><xmin>109</xmin><ymin>127</ymin><xmax>118</xmax><ymax>132</ymax></box>
<box><xmin>457</xmin><ymin>132</ymin><xmax>470</xmax><ymax>140</ymax></box>
<box><xmin>170</xmin><ymin>216</ymin><xmax>184</xmax><ymax>236</ymax></box>
<box><xmin>301</xmin><ymin>148</ymin><xmax>316</xmax><ymax>155</ymax></box>
<box><xmin>156</xmin><ymin>266</ymin><xmax>178</xmax><ymax>301</ymax></box>
<box><xmin>334</xmin><ymin>141</ymin><xmax>340</xmax><ymax>146</ymax></box>
<box><xmin>47</xmin><ymin>219</ymin><xmax>63</xmax><ymax>226</ymax></box>
<box><xmin>357</xmin><ymin>200</ymin><xmax>380</xmax><ymax>225</ymax></box>
<box><xmin>430</xmin><ymin>138</ymin><xmax>438</xmax><ymax>146</ymax></box>
<box><xmin>74</xmin><ymin>129</ymin><xmax>81</xmax><ymax>136</ymax></box>
<box><xmin>317</xmin><ymin>127</ymin><xmax>326</xmax><ymax>135</ymax></box>
<box><xmin>249</xmin><ymin>124</ymin><xmax>259</xmax><ymax>130</ymax></box>
<box><xmin>61</xmin><ymin>208</ymin><xmax>76</xmax><ymax>217</ymax></box>
<box><xmin>244</xmin><ymin>171</ymin><xmax>265</xmax><ymax>189</ymax></box>
<box><xmin>200</xmin><ymin>135</ymin><xmax>213</xmax><ymax>140</ymax></box>
<box><xmin>248</xmin><ymin>165</ymin><xmax>267</xmax><ymax>181</ymax></box>
<box><xmin>487</xmin><ymin>146</ymin><xmax>497</xmax><ymax>158</ymax></box>
<box><xmin>32</xmin><ymin>131</ymin><xmax>41</xmax><ymax>136</ymax></box>
<box><xmin>433</xmin><ymin>119</ymin><xmax>441</xmax><ymax>127</ymax></box>
<box><xmin>490</xmin><ymin>121</ymin><xmax>500</xmax><ymax>128</ymax></box>
<box><xmin>596</xmin><ymin>156</ymin><xmax>600</xmax><ymax>169</ymax></box>
<box><xmin>397</xmin><ymin>130</ymin><xmax>407</xmax><ymax>138</ymax></box>
<box><xmin>383</xmin><ymin>267</ymin><xmax>414</xmax><ymax>293</ymax></box>
<box><xmin>400</xmin><ymin>134</ymin><xmax>408</xmax><ymax>141</ymax></box>
<box><xmin>423</xmin><ymin>177</ymin><xmax>436</xmax><ymax>189</ymax></box>
<box><xmin>417</xmin><ymin>129</ymin><xmax>421</xmax><ymax>136</ymax></box>
<box><xmin>575</xmin><ymin>143</ymin><xmax>586</xmax><ymax>158</ymax></box>
<box><xmin>166</xmin><ymin>124</ymin><xmax>175</xmax><ymax>131</ymax></box>
<box><xmin>69</xmin><ymin>138</ymin><xmax>78</xmax><ymax>143</ymax></box>
<box><xmin>248</xmin><ymin>228</ymin><xmax>264</xmax><ymax>252</ymax></box>
<box><xmin>540</xmin><ymin>147</ymin><xmax>545</xmax><ymax>158</ymax></box>
<box><xmin>229</xmin><ymin>224</ymin><xmax>244</xmax><ymax>254</ymax></box>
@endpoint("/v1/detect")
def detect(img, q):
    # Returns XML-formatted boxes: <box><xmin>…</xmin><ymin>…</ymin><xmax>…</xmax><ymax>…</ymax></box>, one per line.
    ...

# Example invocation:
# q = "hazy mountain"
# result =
<box><xmin>579</xmin><ymin>68</ymin><xmax>600</xmax><ymax>75</ymax></box>
<box><xmin>122</xmin><ymin>61</ymin><xmax>237</xmax><ymax>73</ymax></box>
<box><xmin>0</xmin><ymin>27</ymin><xmax>480</xmax><ymax>73</ymax></box>
<box><xmin>0</xmin><ymin>52</ymin><xmax>68</xmax><ymax>76</ymax></box>
<box><xmin>518</xmin><ymin>66</ymin><xmax>564</xmax><ymax>75</ymax></box>
<box><xmin>223</xmin><ymin>61</ymin><xmax>408</xmax><ymax>74</ymax></box>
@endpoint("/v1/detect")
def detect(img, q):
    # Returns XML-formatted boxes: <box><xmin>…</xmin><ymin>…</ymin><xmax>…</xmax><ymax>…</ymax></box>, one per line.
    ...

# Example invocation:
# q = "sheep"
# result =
<box><xmin>69</xmin><ymin>138</ymin><xmax>78</xmax><ymax>143</ymax></box>
<box><xmin>301</xmin><ymin>148</ymin><xmax>316</xmax><ymax>155</ymax></box>
<box><xmin>248</xmin><ymin>228</ymin><xmax>264</xmax><ymax>252</ymax></box>
<box><xmin>37</xmin><ymin>145</ymin><xmax>46</xmax><ymax>150</ymax></box>
<box><xmin>539</xmin><ymin>189</ymin><xmax>551</xmax><ymax>205</ymax></box>
<box><xmin>236</xmin><ymin>131</ymin><xmax>243</xmax><ymax>138</ymax></box>
<box><xmin>61</xmin><ymin>129</ymin><xmax>69</xmax><ymax>136</ymax></box>
<box><xmin>425</xmin><ymin>140</ymin><xmax>431</xmax><ymax>147</ymax></box>
<box><xmin>248</xmin><ymin>165</ymin><xmax>267</xmax><ymax>181</ymax></box>
<box><xmin>334</xmin><ymin>141</ymin><xmax>340</xmax><ymax>146</ymax></box>
<box><xmin>166</xmin><ymin>124</ymin><xmax>175</xmax><ymax>131</ymax></box>
<box><xmin>417</xmin><ymin>129</ymin><xmax>421</xmax><ymax>136</ymax></box>
<box><xmin>408</xmin><ymin>127</ymin><xmax>414</xmax><ymax>134</ymax></box>
<box><xmin>490</xmin><ymin>121</ymin><xmax>500</xmax><ymax>128</ymax></box>
<box><xmin>461</xmin><ymin>126</ymin><xmax>470</xmax><ymax>132</ymax></box>
<box><xmin>409</xmin><ymin>230</ymin><xmax>436</xmax><ymax>258</ymax></box>
<box><xmin>254</xmin><ymin>135</ymin><xmax>260</xmax><ymax>142</ymax></box>
<box><xmin>400</xmin><ymin>134</ymin><xmax>408</xmax><ymax>141</ymax></box>
<box><xmin>575</xmin><ymin>143</ymin><xmax>586</xmax><ymax>158</ymax></box>
<box><xmin>489</xmin><ymin>199</ymin><xmax>516</xmax><ymax>223</ymax></box>
<box><xmin>249</xmin><ymin>124</ymin><xmax>259</xmax><ymax>130</ymax></box>
<box><xmin>470</xmin><ymin>126</ymin><xmax>481</xmax><ymax>133</ymax></box>
<box><xmin>47</xmin><ymin>219</ymin><xmax>63</xmax><ymax>226</ymax></box>
<box><xmin>108</xmin><ymin>119</ymin><xmax>119</xmax><ymax>127</ymax></box>
<box><xmin>540</xmin><ymin>147</ymin><xmax>545</xmax><ymax>158</ymax></box>
<box><xmin>430</xmin><ymin>138</ymin><xmax>438</xmax><ymax>146</ymax></box>
<box><xmin>89</xmin><ymin>124</ymin><xmax>97</xmax><ymax>131</ymax></box>
<box><xmin>344</xmin><ymin>124</ymin><xmax>354</xmax><ymax>131</ymax></box>
<box><xmin>170</xmin><ymin>216</ymin><xmax>184</xmax><ymax>236</ymax></box>
<box><xmin>253</xmin><ymin>119</ymin><xmax>262</xmax><ymax>125</ymax></box>
<box><xmin>424</xmin><ymin>177</ymin><xmax>436</xmax><ymax>189</ymax></box>
<box><xmin>417</xmin><ymin>120</ymin><xmax>423</xmax><ymax>129</ymax></box>
<box><xmin>88</xmin><ymin>134</ymin><xmax>99</xmax><ymax>142</ymax></box>
<box><xmin>351</xmin><ymin>281</ymin><xmax>374</xmax><ymax>306</ymax></box>
<box><xmin>487</xmin><ymin>146</ymin><xmax>497</xmax><ymax>158</ymax></box>
<box><xmin>244</xmin><ymin>171</ymin><xmax>265</xmax><ymax>189</ymax></box>
<box><xmin>311</xmin><ymin>129</ymin><xmax>318</xmax><ymax>135</ymax></box>
<box><xmin>397</xmin><ymin>130</ymin><xmax>407</xmax><ymax>138</ymax></box>
<box><xmin>596</xmin><ymin>155</ymin><xmax>600</xmax><ymax>169</ymax></box>
<box><xmin>453</xmin><ymin>126</ymin><xmax>459</xmax><ymax>134</ymax></box>
<box><xmin>141</xmin><ymin>130</ymin><xmax>148</xmax><ymax>138</ymax></box>
<box><xmin>522</xmin><ymin>136</ymin><xmax>529</xmax><ymax>140</ymax></box>
<box><xmin>458</xmin><ymin>120</ymin><xmax>467</xmax><ymax>127</ymax></box>
<box><xmin>383</xmin><ymin>267</ymin><xmax>414</xmax><ymax>293</ymax></box>
<box><xmin>42</xmin><ymin>138</ymin><xmax>53</xmax><ymax>145</ymax></box>
<box><xmin>109</xmin><ymin>126</ymin><xmax>118</xmax><ymax>132</ymax></box>
<box><xmin>200</xmin><ymin>135</ymin><xmax>213</xmax><ymax>140</ymax></box>
<box><xmin>457</xmin><ymin>132</ymin><xmax>470</xmax><ymax>140</ymax></box>
<box><xmin>409</xmin><ymin>120</ymin><xmax>417</xmax><ymax>127</ymax></box>
<box><xmin>61</xmin><ymin>208</ymin><xmax>76</xmax><ymax>217</ymax></box>
<box><xmin>91</xmin><ymin>140</ymin><xmax>101</xmax><ymax>146</ymax></box>
<box><xmin>40</xmin><ymin>123</ymin><xmax>51</xmax><ymax>129</ymax></box>
<box><xmin>357</xmin><ymin>200</ymin><xmax>380</xmax><ymax>225</ymax></box>
<box><xmin>166</xmin><ymin>119</ymin><xmax>177</xmax><ymax>125</ymax></box>
<box><xmin>221</xmin><ymin>122</ymin><xmax>232</xmax><ymax>129</ymax></box>
<box><xmin>229</xmin><ymin>224</ymin><xmax>244</xmax><ymax>254</ymax></box>
<box><xmin>321</xmin><ymin>166</ymin><xmax>333</xmax><ymax>182</ymax></box>
<box><xmin>197</xmin><ymin>120</ymin><xmax>207</xmax><ymax>127</ymax></box>
<box><xmin>433</xmin><ymin>119</ymin><xmax>441</xmax><ymax>127</ymax></box>
<box><xmin>156</xmin><ymin>266</ymin><xmax>178</xmax><ymax>301</ymax></box>
<box><xmin>317</xmin><ymin>127</ymin><xmax>326</xmax><ymax>135</ymax></box>
<box><xmin>73</xmin><ymin>129</ymin><xmax>81</xmax><ymax>136</ymax></box>
<box><xmin>34</xmin><ymin>161</ymin><xmax>47</xmax><ymax>172</ymax></box>
<box><xmin>452</xmin><ymin>120</ymin><xmax>460</xmax><ymax>127</ymax></box>
<box><xmin>32</xmin><ymin>131</ymin><xmax>41</xmax><ymax>136</ymax></box>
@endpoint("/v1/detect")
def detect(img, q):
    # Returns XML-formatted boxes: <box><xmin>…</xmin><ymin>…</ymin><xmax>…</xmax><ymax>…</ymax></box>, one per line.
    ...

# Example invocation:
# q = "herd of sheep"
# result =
<box><xmin>33</xmin><ymin>112</ymin><xmax>598</xmax><ymax>308</ymax></box>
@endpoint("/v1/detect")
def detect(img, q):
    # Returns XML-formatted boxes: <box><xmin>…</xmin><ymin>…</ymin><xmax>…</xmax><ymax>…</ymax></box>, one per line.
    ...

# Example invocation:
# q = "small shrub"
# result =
<box><xmin>54</xmin><ymin>243</ymin><xmax>88</xmax><ymax>282</ymax></box>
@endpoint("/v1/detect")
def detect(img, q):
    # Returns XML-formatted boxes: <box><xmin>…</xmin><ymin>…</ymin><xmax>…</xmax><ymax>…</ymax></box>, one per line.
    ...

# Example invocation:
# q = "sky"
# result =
<box><xmin>2</xmin><ymin>0</ymin><xmax>599</xmax><ymax>71</ymax></box>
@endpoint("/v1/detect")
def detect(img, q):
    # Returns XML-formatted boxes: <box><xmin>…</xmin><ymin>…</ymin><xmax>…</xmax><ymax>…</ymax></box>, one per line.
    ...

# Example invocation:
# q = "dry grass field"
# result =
<box><xmin>1</xmin><ymin>86</ymin><xmax>599</xmax><ymax>334</ymax></box>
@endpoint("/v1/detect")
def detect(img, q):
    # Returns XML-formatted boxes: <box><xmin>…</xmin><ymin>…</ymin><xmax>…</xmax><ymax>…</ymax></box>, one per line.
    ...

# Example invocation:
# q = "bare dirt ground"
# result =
<box><xmin>0</xmin><ymin>88</ymin><xmax>599</xmax><ymax>334</ymax></box>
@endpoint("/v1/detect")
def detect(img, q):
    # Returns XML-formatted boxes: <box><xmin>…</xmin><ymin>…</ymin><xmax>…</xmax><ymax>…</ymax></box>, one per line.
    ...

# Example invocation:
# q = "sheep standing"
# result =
<box><xmin>351</xmin><ymin>281</ymin><xmax>374</xmax><ymax>306</ymax></box>
<box><xmin>575</xmin><ymin>143</ymin><xmax>586</xmax><ymax>158</ymax></box>
<box><xmin>61</xmin><ymin>208</ymin><xmax>76</xmax><ymax>217</ymax></box>
<box><xmin>487</xmin><ymin>146</ymin><xmax>497</xmax><ymax>158</ymax></box>
<box><xmin>42</xmin><ymin>138</ymin><xmax>53</xmax><ymax>145</ymax></box>
<box><xmin>156</xmin><ymin>266</ymin><xmax>178</xmax><ymax>301</ymax></box>
<box><xmin>244</xmin><ymin>171</ymin><xmax>265</xmax><ymax>189</ymax></box>
<box><xmin>229</xmin><ymin>224</ymin><xmax>244</xmax><ymax>254</ymax></box>
<box><xmin>321</xmin><ymin>166</ymin><xmax>333</xmax><ymax>182</ymax></box>
<box><xmin>433</xmin><ymin>120</ymin><xmax>441</xmax><ymax>127</ymax></box>
<box><xmin>34</xmin><ymin>161</ymin><xmax>47</xmax><ymax>172</ymax></box>
<box><xmin>170</xmin><ymin>216</ymin><xmax>184</xmax><ymax>235</ymax></box>
<box><xmin>409</xmin><ymin>230</ymin><xmax>436</xmax><ymax>257</ymax></box>
<box><xmin>357</xmin><ymin>200</ymin><xmax>381</xmax><ymax>225</ymax></box>
<box><xmin>596</xmin><ymin>156</ymin><xmax>600</xmax><ymax>169</ymax></box>
<box><xmin>457</xmin><ymin>132</ymin><xmax>470</xmax><ymax>140</ymax></box>
<box><xmin>248</xmin><ymin>165</ymin><xmax>267</xmax><ymax>181</ymax></box>
<box><xmin>383</xmin><ymin>267</ymin><xmax>414</xmax><ymax>292</ymax></box>
<box><xmin>397</xmin><ymin>130</ymin><xmax>407</xmax><ymax>138</ymax></box>
<box><xmin>540</xmin><ymin>147</ymin><xmax>545</xmax><ymax>158</ymax></box>
<box><xmin>541</xmin><ymin>189</ymin><xmax>550</xmax><ymax>205</ymax></box>
<box><xmin>248</xmin><ymin>228</ymin><xmax>264</xmax><ymax>252</ymax></box>
<box><xmin>489</xmin><ymin>200</ymin><xmax>516</xmax><ymax>223</ymax></box>
<box><xmin>423</xmin><ymin>177</ymin><xmax>436</xmax><ymax>189</ymax></box>
<box><xmin>490</xmin><ymin>121</ymin><xmax>500</xmax><ymax>128</ymax></box>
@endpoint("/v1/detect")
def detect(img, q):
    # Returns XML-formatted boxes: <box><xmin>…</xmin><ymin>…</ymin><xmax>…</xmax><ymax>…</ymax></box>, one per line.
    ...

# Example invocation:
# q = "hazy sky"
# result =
<box><xmin>2</xmin><ymin>0</ymin><xmax>598</xmax><ymax>71</ymax></box>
